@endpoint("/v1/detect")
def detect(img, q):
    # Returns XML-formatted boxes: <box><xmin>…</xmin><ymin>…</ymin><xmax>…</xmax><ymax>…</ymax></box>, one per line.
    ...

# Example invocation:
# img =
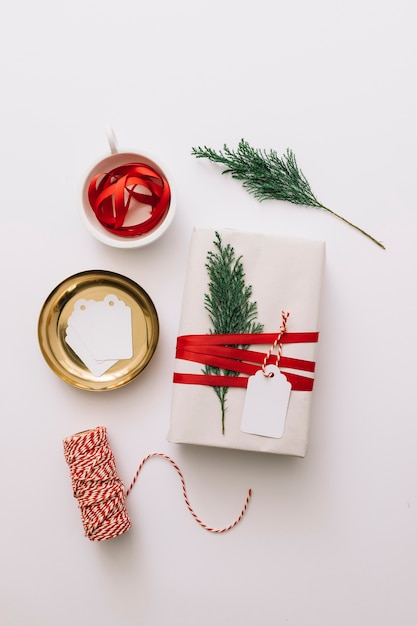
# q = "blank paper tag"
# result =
<box><xmin>67</xmin><ymin>294</ymin><xmax>133</xmax><ymax>360</ymax></box>
<box><xmin>65</xmin><ymin>326</ymin><xmax>118</xmax><ymax>376</ymax></box>
<box><xmin>241</xmin><ymin>365</ymin><xmax>291</xmax><ymax>439</ymax></box>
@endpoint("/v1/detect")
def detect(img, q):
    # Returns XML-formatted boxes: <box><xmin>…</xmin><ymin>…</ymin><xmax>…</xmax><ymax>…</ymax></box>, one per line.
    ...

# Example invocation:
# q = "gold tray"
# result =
<box><xmin>38</xmin><ymin>270</ymin><xmax>159</xmax><ymax>391</ymax></box>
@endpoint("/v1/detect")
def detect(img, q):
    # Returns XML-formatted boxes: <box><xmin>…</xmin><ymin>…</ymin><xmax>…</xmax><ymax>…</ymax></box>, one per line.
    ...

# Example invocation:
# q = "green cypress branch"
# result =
<box><xmin>192</xmin><ymin>139</ymin><xmax>385</xmax><ymax>250</ymax></box>
<box><xmin>204</xmin><ymin>232</ymin><xmax>264</xmax><ymax>434</ymax></box>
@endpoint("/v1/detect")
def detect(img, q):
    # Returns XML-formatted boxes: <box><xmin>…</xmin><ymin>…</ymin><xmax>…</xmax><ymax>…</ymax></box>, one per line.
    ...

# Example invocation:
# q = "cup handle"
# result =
<box><xmin>105</xmin><ymin>125</ymin><xmax>118</xmax><ymax>155</ymax></box>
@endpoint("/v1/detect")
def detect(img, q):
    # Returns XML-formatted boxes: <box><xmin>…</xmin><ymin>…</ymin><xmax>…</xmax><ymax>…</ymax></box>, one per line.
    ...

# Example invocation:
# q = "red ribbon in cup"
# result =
<box><xmin>88</xmin><ymin>162</ymin><xmax>171</xmax><ymax>237</ymax></box>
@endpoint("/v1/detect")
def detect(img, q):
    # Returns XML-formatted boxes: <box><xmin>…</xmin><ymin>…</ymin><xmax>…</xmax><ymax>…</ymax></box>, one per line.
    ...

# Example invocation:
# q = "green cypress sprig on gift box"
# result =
<box><xmin>192</xmin><ymin>139</ymin><xmax>385</xmax><ymax>249</ymax></box>
<box><xmin>204</xmin><ymin>231</ymin><xmax>264</xmax><ymax>434</ymax></box>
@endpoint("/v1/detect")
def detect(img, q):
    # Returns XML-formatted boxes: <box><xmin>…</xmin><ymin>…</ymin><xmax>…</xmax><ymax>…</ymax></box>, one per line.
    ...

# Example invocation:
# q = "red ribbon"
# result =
<box><xmin>173</xmin><ymin>332</ymin><xmax>319</xmax><ymax>392</ymax></box>
<box><xmin>88</xmin><ymin>162</ymin><xmax>171</xmax><ymax>237</ymax></box>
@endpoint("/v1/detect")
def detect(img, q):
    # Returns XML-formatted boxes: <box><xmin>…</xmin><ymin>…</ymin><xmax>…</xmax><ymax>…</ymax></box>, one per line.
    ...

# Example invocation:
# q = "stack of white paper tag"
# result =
<box><xmin>65</xmin><ymin>294</ymin><xmax>133</xmax><ymax>376</ymax></box>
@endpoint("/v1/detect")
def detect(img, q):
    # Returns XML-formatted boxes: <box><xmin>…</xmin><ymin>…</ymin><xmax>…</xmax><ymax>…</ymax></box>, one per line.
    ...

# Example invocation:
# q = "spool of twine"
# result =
<box><xmin>63</xmin><ymin>426</ymin><xmax>252</xmax><ymax>541</ymax></box>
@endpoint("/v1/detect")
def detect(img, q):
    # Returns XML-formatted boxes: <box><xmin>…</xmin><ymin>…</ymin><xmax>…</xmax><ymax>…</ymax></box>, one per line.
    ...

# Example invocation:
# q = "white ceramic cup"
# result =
<box><xmin>80</xmin><ymin>129</ymin><xmax>176</xmax><ymax>248</ymax></box>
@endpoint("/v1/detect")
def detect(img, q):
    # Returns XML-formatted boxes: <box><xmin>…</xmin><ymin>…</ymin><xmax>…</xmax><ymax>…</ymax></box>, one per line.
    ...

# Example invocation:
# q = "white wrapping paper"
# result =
<box><xmin>168</xmin><ymin>228</ymin><xmax>325</xmax><ymax>457</ymax></box>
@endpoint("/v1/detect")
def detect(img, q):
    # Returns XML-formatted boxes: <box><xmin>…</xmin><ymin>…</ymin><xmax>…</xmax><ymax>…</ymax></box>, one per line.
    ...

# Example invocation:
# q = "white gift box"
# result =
<box><xmin>168</xmin><ymin>228</ymin><xmax>326</xmax><ymax>457</ymax></box>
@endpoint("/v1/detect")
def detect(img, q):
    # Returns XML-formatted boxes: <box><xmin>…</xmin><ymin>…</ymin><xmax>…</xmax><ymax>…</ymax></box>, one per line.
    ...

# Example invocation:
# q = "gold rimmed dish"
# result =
<box><xmin>38</xmin><ymin>270</ymin><xmax>159</xmax><ymax>390</ymax></box>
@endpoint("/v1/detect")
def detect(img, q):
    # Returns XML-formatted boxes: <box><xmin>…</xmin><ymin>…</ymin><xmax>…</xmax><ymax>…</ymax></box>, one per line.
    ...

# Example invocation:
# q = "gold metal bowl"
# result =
<box><xmin>38</xmin><ymin>270</ymin><xmax>159</xmax><ymax>390</ymax></box>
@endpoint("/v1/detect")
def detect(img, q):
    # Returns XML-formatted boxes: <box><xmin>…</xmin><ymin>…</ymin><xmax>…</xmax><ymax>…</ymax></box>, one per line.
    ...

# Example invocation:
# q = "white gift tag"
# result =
<box><xmin>65</xmin><ymin>326</ymin><xmax>118</xmax><ymax>376</ymax></box>
<box><xmin>67</xmin><ymin>294</ymin><xmax>133</xmax><ymax>360</ymax></box>
<box><xmin>241</xmin><ymin>364</ymin><xmax>291</xmax><ymax>439</ymax></box>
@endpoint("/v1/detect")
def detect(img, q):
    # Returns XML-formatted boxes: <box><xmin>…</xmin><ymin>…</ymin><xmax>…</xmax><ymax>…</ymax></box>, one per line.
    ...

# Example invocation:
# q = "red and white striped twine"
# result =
<box><xmin>262</xmin><ymin>310</ymin><xmax>290</xmax><ymax>377</ymax></box>
<box><xmin>63</xmin><ymin>426</ymin><xmax>252</xmax><ymax>541</ymax></box>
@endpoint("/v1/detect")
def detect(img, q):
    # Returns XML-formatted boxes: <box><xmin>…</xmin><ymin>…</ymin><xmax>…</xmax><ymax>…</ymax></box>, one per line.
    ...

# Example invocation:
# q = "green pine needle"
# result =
<box><xmin>192</xmin><ymin>139</ymin><xmax>385</xmax><ymax>249</ymax></box>
<box><xmin>204</xmin><ymin>232</ymin><xmax>264</xmax><ymax>434</ymax></box>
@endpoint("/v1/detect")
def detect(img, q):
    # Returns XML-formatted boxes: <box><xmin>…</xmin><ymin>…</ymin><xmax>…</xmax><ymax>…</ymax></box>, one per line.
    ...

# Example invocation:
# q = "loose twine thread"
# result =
<box><xmin>63</xmin><ymin>426</ymin><xmax>252</xmax><ymax>541</ymax></box>
<box><xmin>262</xmin><ymin>310</ymin><xmax>290</xmax><ymax>376</ymax></box>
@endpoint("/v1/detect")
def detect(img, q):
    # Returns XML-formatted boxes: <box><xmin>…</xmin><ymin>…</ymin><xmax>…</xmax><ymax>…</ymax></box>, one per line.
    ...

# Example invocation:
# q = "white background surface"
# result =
<box><xmin>1</xmin><ymin>1</ymin><xmax>416</xmax><ymax>624</ymax></box>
